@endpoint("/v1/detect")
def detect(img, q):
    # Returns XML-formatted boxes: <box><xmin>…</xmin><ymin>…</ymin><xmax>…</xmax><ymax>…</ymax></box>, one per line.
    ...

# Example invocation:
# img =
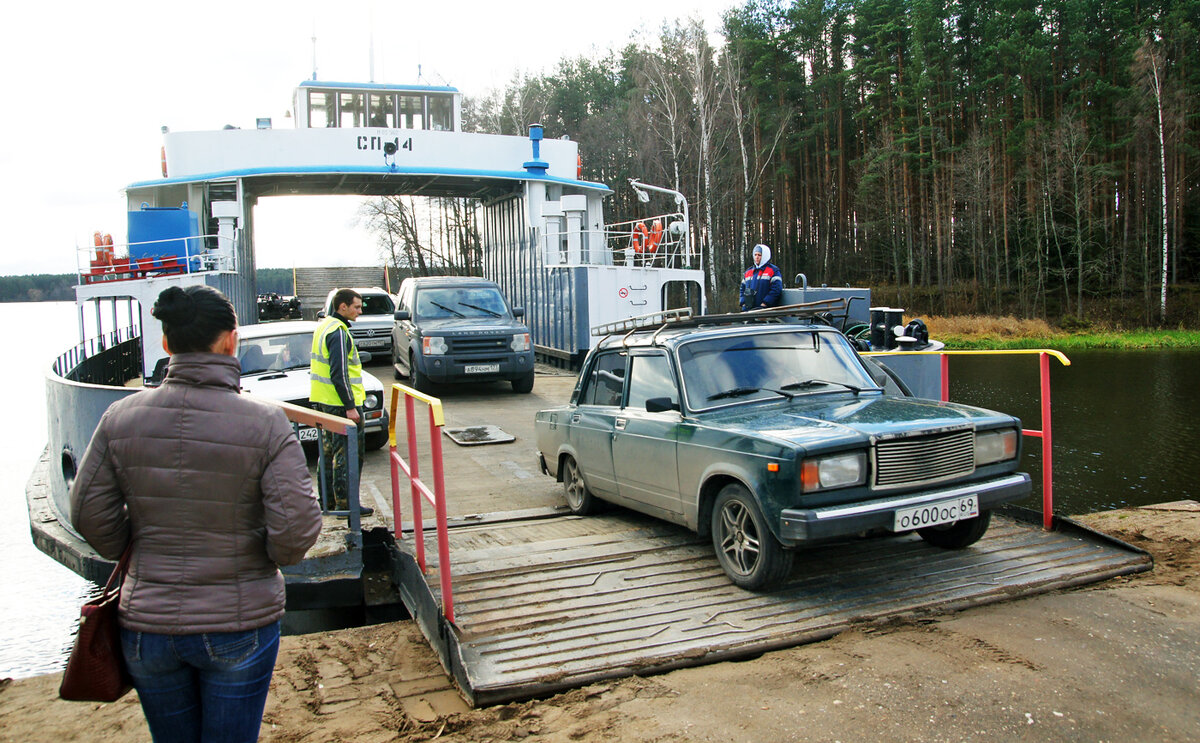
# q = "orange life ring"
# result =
<box><xmin>577</xmin><ymin>154</ymin><xmax>583</xmax><ymax>179</ymax></box>
<box><xmin>161</xmin><ymin>146</ymin><xmax>168</xmax><ymax>178</ymax></box>
<box><xmin>632</xmin><ymin>222</ymin><xmax>650</xmax><ymax>253</ymax></box>
<box><xmin>644</xmin><ymin>220</ymin><xmax>664</xmax><ymax>253</ymax></box>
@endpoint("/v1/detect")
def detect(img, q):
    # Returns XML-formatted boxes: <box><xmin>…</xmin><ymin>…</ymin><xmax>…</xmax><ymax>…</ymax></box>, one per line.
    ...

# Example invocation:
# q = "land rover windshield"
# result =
<box><xmin>677</xmin><ymin>329</ymin><xmax>878</xmax><ymax>411</ymax></box>
<box><xmin>415</xmin><ymin>286</ymin><xmax>509</xmax><ymax>320</ymax></box>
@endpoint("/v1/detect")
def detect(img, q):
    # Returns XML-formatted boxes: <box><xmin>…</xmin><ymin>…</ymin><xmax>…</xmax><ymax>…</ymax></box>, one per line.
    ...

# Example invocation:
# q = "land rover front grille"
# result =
<box><xmin>873</xmin><ymin>429</ymin><xmax>975</xmax><ymax>489</ymax></box>
<box><xmin>450</xmin><ymin>337</ymin><xmax>509</xmax><ymax>353</ymax></box>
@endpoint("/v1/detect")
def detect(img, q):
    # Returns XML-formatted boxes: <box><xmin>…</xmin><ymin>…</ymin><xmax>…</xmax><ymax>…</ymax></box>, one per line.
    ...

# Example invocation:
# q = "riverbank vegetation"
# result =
<box><xmin>928</xmin><ymin>314</ymin><xmax>1200</xmax><ymax>349</ymax></box>
<box><xmin>366</xmin><ymin>0</ymin><xmax>1197</xmax><ymax>329</ymax></box>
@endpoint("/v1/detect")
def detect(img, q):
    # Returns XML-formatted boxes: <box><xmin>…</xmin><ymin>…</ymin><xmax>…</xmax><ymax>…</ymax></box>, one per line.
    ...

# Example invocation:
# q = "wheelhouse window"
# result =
<box><xmin>308</xmin><ymin>91</ymin><xmax>334</xmax><ymax>127</ymax></box>
<box><xmin>338</xmin><ymin>92</ymin><xmax>366</xmax><ymax>127</ymax></box>
<box><xmin>428</xmin><ymin>95</ymin><xmax>453</xmax><ymax>131</ymax></box>
<box><xmin>398</xmin><ymin>95</ymin><xmax>424</xmax><ymax>129</ymax></box>
<box><xmin>369</xmin><ymin>93</ymin><xmax>396</xmax><ymax>128</ymax></box>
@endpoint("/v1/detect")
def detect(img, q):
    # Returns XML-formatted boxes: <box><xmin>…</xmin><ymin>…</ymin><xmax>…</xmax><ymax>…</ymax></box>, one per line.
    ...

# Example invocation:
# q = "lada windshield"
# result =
<box><xmin>415</xmin><ymin>287</ymin><xmax>509</xmax><ymax>319</ymax></box>
<box><xmin>677</xmin><ymin>329</ymin><xmax>878</xmax><ymax>410</ymax></box>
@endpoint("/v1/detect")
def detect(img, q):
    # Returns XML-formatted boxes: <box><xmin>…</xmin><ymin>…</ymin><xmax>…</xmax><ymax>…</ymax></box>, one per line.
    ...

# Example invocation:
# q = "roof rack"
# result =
<box><xmin>661</xmin><ymin>298</ymin><xmax>848</xmax><ymax>330</ymax></box>
<box><xmin>590</xmin><ymin>308</ymin><xmax>694</xmax><ymax>337</ymax></box>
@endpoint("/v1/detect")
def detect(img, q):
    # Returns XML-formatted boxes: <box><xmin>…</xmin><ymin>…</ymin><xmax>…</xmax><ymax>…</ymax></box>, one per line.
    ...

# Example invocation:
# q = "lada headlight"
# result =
<box><xmin>801</xmin><ymin>451</ymin><xmax>867</xmax><ymax>492</ymax></box>
<box><xmin>975</xmin><ymin>428</ymin><xmax>1018</xmax><ymax>465</ymax></box>
<box><xmin>422</xmin><ymin>336</ymin><xmax>448</xmax><ymax>355</ymax></box>
<box><xmin>511</xmin><ymin>332</ymin><xmax>531</xmax><ymax>353</ymax></box>
<box><xmin>364</xmin><ymin>392</ymin><xmax>380</xmax><ymax>410</ymax></box>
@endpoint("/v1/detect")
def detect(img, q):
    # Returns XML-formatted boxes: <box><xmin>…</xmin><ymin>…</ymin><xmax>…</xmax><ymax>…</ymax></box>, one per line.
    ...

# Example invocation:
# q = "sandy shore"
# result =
<box><xmin>1</xmin><ymin>501</ymin><xmax>1196</xmax><ymax>742</ymax></box>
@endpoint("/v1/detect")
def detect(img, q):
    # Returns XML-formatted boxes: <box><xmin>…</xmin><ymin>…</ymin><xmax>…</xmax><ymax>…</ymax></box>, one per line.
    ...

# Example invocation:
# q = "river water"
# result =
<box><xmin>2</xmin><ymin>302</ymin><xmax>1198</xmax><ymax>679</ymax></box>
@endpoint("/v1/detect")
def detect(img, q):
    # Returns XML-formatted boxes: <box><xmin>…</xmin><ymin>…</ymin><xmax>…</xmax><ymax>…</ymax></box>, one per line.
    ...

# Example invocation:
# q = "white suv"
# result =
<box><xmin>320</xmin><ymin>287</ymin><xmax>396</xmax><ymax>357</ymax></box>
<box><xmin>237</xmin><ymin>320</ymin><xmax>390</xmax><ymax>450</ymax></box>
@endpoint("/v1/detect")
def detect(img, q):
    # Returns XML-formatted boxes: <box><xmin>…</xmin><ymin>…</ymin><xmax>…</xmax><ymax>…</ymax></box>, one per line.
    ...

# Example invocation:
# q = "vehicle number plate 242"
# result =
<box><xmin>297</xmin><ymin>426</ymin><xmax>320</xmax><ymax>442</ymax></box>
<box><xmin>894</xmin><ymin>495</ymin><xmax>979</xmax><ymax>531</ymax></box>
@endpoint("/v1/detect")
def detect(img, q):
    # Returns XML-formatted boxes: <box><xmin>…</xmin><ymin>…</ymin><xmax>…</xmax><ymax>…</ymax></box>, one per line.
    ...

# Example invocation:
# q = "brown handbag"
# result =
<box><xmin>59</xmin><ymin>546</ymin><xmax>133</xmax><ymax>702</ymax></box>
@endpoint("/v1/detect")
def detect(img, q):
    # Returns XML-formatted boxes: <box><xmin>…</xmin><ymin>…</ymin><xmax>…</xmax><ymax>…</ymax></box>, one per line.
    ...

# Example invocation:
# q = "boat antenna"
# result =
<box><xmin>311</xmin><ymin>24</ymin><xmax>318</xmax><ymax>81</ymax></box>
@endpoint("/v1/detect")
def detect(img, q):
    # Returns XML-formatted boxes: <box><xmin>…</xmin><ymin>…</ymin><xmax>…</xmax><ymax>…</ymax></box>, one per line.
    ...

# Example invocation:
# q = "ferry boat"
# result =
<box><xmin>29</xmin><ymin>78</ymin><xmax>713</xmax><ymax>605</ymax></box>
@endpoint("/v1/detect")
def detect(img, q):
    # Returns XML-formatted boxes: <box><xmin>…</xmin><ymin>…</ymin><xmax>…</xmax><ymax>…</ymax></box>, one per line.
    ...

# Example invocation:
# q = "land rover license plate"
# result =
<box><xmin>297</xmin><ymin>427</ymin><xmax>320</xmax><ymax>442</ymax></box>
<box><xmin>465</xmin><ymin>363</ymin><xmax>500</xmax><ymax>374</ymax></box>
<box><xmin>894</xmin><ymin>495</ymin><xmax>978</xmax><ymax>531</ymax></box>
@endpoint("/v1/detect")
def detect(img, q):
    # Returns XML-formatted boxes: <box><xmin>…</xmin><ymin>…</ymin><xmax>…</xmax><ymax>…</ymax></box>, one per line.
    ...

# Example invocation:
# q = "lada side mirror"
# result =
<box><xmin>316</xmin><ymin>310</ymin><xmax>325</xmax><ymax>319</ymax></box>
<box><xmin>645</xmin><ymin>397</ymin><xmax>680</xmax><ymax>413</ymax></box>
<box><xmin>394</xmin><ymin>310</ymin><xmax>410</xmax><ymax>321</ymax></box>
<box><xmin>358</xmin><ymin>351</ymin><xmax>373</xmax><ymax>364</ymax></box>
<box><xmin>512</xmin><ymin>306</ymin><xmax>525</xmax><ymax>318</ymax></box>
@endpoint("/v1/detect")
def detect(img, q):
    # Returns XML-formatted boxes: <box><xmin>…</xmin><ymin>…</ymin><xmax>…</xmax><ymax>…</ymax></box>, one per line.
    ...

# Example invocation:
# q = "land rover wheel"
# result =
<box><xmin>562</xmin><ymin>455</ymin><xmax>600</xmax><ymax>515</ymax></box>
<box><xmin>918</xmin><ymin>510</ymin><xmax>992</xmax><ymax>549</ymax></box>
<box><xmin>711</xmin><ymin>483</ymin><xmax>793</xmax><ymax>590</ymax></box>
<box><xmin>410</xmin><ymin>352</ymin><xmax>434</xmax><ymax>394</ymax></box>
<box><xmin>511</xmin><ymin>370</ymin><xmax>535</xmax><ymax>394</ymax></box>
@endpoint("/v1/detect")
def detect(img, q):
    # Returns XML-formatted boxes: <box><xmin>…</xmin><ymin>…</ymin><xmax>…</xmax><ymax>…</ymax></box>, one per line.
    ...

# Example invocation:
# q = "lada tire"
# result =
<box><xmin>562</xmin><ymin>455</ymin><xmax>601</xmax><ymax>515</ymax></box>
<box><xmin>711</xmin><ymin>484</ymin><xmax>794</xmax><ymax>590</ymax></box>
<box><xmin>917</xmin><ymin>510</ymin><xmax>992</xmax><ymax>549</ymax></box>
<box><xmin>511</xmin><ymin>371</ymin><xmax>535</xmax><ymax>394</ymax></box>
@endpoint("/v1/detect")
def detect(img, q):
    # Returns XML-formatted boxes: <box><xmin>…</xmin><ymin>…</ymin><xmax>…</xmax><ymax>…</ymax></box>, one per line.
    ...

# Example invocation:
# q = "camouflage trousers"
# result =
<box><xmin>314</xmin><ymin>403</ymin><xmax>365</xmax><ymax>511</ymax></box>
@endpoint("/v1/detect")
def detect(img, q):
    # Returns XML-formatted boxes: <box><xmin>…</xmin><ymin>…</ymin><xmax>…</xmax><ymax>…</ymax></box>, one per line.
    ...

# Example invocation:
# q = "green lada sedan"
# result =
<box><xmin>534</xmin><ymin>312</ymin><xmax>1032</xmax><ymax>590</ymax></box>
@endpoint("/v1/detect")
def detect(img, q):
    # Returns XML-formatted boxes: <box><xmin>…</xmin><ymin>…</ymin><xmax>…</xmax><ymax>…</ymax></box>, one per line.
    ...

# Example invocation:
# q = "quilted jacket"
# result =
<box><xmin>70</xmin><ymin>352</ymin><xmax>322</xmax><ymax>634</ymax></box>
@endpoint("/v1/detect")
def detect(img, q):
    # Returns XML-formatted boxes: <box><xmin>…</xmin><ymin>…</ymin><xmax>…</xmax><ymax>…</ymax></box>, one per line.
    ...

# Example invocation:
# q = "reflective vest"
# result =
<box><xmin>310</xmin><ymin>315</ymin><xmax>365</xmax><ymax>407</ymax></box>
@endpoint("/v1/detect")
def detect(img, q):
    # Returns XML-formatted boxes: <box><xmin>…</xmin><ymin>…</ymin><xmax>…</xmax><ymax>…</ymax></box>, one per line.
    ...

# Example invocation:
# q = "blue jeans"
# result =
<box><xmin>120</xmin><ymin>621</ymin><xmax>281</xmax><ymax>743</ymax></box>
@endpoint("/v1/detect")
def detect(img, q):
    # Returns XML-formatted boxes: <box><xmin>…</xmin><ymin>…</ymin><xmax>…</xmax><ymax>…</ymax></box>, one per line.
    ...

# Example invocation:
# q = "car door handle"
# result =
<box><xmin>571</xmin><ymin>414</ymin><xmax>581</xmax><ymax>423</ymax></box>
<box><xmin>615</xmin><ymin>418</ymin><xmax>627</xmax><ymax>430</ymax></box>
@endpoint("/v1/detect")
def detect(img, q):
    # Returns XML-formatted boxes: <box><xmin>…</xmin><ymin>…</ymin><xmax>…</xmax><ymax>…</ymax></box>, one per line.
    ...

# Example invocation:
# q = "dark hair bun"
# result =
<box><xmin>151</xmin><ymin>286</ymin><xmax>196</xmax><ymax>325</ymax></box>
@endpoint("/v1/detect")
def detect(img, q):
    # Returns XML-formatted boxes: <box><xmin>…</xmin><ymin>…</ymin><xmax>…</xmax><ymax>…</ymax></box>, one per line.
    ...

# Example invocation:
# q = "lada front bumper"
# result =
<box><xmin>779</xmin><ymin>472</ymin><xmax>1032</xmax><ymax>543</ymax></box>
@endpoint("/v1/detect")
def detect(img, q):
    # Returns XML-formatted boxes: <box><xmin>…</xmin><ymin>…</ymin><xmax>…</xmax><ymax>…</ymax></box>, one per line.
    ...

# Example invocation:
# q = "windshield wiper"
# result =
<box><xmin>707</xmin><ymin>386</ymin><xmax>795</xmax><ymax>401</ymax></box>
<box><xmin>458</xmin><ymin>302</ymin><xmax>502</xmax><ymax>317</ymax></box>
<box><xmin>781</xmin><ymin>379</ymin><xmax>863</xmax><ymax>395</ymax></box>
<box><xmin>430</xmin><ymin>301</ymin><xmax>464</xmax><ymax>317</ymax></box>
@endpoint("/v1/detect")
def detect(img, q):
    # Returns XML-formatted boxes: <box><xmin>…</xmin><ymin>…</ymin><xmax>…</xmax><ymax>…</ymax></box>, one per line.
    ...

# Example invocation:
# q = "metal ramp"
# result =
<box><xmin>390</xmin><ymin>507</ymin><xmax>1150</xmax><ymax>706</ymax></box>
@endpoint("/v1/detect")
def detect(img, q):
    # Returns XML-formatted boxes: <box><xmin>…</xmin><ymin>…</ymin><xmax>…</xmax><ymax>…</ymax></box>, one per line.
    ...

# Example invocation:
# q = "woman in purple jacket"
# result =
<box><xmin>71</xmin><ymin>285</ymin><xmax>322</xmax><ymax>743</ymax></box>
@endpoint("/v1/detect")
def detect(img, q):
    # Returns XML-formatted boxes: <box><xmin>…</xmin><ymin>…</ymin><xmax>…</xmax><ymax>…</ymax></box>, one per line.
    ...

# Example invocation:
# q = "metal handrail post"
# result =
<box><xmin>430</xmin><ymin>406</ymin><xmax>454</xmax><ymax>623</ymax></box>
<box><xmin>1038</xmin><ymin>352</ymin><xmax>1054</xmax><ymax>529</ymax></box>
<box><xmin>347</xmin><ymin>423</ymin><xmax>361</xmax><ymax>536</ymax></box>
<box><xmin>406</xmin><ymin>394</ymin><xmax>426</xmax><ymax>570</ymax></box>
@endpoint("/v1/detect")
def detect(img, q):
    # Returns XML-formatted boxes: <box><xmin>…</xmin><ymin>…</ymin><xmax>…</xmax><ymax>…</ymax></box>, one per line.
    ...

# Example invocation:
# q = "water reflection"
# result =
<box><xmin>950</xmin><ymin>349</ymin><xmax>1200</xmax><ymax>515</ymax></box>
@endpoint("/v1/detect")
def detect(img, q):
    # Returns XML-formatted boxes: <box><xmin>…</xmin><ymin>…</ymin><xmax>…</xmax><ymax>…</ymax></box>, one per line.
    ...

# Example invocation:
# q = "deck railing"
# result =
<box><xmin>387</xmin><ymin>384</ymin><xmax>454</xmax><ymax>623</ymax></box>
<box><xmin>78</xmin><ymin>233</ymin><xmax>238</xmax><ymax>284</ymax></box>
<box><xmin>541</xmin><ymin>211</ymin><xmax>699</xmax><ymax>272</ymax></box>
<box><xmin>52</xmin><ymin>326</ymin><xmax>143</xmax><ymax>385</ymax></box>
<box><xmin>869</xmin><ymin>349</ymin><xmax>1071</xmax><ymax>529</ymax></box>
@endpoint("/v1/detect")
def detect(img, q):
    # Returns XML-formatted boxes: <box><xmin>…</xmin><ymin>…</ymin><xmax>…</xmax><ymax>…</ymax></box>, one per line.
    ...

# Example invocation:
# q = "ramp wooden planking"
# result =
<box><xmin>392</xmin><ymin>508</ymin><xmax>1150</xmax><ymax>707</ymax></box>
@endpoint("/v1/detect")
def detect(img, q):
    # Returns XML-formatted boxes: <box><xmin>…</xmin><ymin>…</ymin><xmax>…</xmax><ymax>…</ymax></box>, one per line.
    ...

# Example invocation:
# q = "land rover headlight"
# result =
<box><xmin>364</xmin><ymin>392</ymin><xmax>381</xmax><ymax>410</ymax></box>
<box><xmin>422</xmin><ymin>336</ymin><xmax>448</xmax><ymax>355</ymax></box>
<box><xmin>975</xmin><ymin>428</ymin><xmax>1018</xmax><ymax>465</ymax></box>
<box><xmin>801</xmin><ymin>451</ymin><xmax>867</xmax><ymax>493</ymax></box>
<box><xmin>511</xmin><ymin>332</ymin><xmax>531</xmax><ymax>353</ymax></box>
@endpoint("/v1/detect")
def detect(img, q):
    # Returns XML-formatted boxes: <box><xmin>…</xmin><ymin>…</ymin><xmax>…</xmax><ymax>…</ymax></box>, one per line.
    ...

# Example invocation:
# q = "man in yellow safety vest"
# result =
<box><xmin>309</xmin><ymin>288</ymin><xmax>373</xmax><ymax>515</ymax></box>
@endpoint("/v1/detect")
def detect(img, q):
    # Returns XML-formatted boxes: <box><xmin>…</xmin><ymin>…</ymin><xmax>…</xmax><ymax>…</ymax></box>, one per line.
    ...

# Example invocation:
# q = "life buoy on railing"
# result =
<box><xmin>631</xmin><ymin>222</ymin><xmax>650</xmax><ymax>253</ymax></box>
<box><xmin>644</xmin><ymin>220</ymin><xmax>664</xmax><ymax>253</ymax></box>
<box><xmin>577</xmin><ymin>154</ymin><xmax>583</xmax><ymax>179</ymax></box>
<box><xmin>161</xmin><ymin>146</ymin><xmax>168</xmax><ymax>178</ymax></box>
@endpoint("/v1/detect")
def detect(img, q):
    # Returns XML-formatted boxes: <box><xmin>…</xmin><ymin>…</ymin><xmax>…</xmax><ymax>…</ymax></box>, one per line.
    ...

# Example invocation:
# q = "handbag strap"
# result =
<box><xmin>103</xmin><ymin>544</ymin><xmax>133</xmax><ymax>593</ymax></box>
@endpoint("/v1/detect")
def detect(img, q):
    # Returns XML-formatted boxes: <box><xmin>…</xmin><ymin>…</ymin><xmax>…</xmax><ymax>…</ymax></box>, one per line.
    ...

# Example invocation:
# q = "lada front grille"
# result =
<box><xmin>873</xmin><ymin>428</ymin><xmax>975</xmax><ymax>489</ymax></box>
<box><xmin>450</xmin><ymin>336</ymin><xmax>509</xmax><ymax>353</ymax></box>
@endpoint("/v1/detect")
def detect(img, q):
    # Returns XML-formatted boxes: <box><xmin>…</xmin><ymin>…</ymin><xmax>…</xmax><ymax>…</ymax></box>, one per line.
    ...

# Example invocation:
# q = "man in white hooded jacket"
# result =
<box><xmin>739</xmin><ymin>243</ymin><xmax>783</xmax><ymax>311</ymax></box>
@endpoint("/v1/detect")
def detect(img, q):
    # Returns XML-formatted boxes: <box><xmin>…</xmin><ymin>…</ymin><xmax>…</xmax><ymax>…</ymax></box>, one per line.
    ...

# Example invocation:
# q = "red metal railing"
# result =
<box><xmin>933</xmin><ymin>350</ymin><xmax>1072</xmax><ymax>529</ymax></box>
<box><xmin>387</xmin><ymin>384</ymin><xmax>454</xmax><ymax>623</ymax></box>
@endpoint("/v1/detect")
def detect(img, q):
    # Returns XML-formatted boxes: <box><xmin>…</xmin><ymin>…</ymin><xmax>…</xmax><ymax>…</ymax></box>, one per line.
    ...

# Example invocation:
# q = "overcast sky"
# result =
<box><xmin>0</xmin><ymin>0</ymin><xmax>733</xmax><ymax>276</ymax></box>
